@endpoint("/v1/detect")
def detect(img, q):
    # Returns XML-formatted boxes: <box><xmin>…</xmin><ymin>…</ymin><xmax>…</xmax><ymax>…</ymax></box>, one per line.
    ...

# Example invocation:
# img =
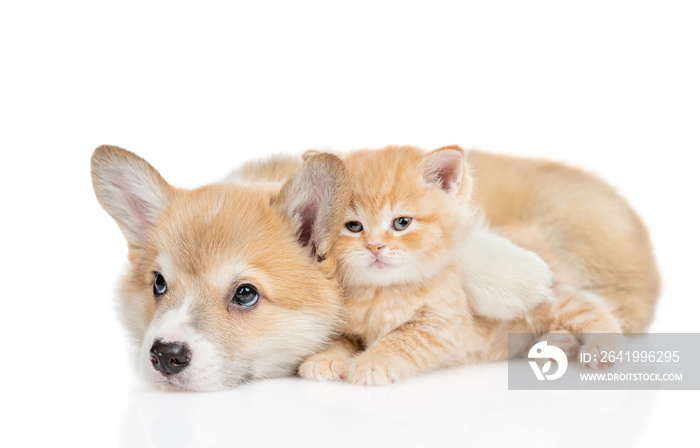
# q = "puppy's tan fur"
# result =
<box><xmin>467</xmin><ymin>149</ymin><xmax>659</xmax><ymax>333</ymax></box>
<box><xmin>235</xmin><ymin>146</ymin><xmax>660</xmax><ymax>333</ymax></box>
<box><xmin>466</xmin><ymin>149</ymin><xmax>660</xmax><ymax>368</ymax></box>
<box><xmin>92</xmin><ymin>146</ymin><xmax>350</xmax><ymax>389</ymax></box>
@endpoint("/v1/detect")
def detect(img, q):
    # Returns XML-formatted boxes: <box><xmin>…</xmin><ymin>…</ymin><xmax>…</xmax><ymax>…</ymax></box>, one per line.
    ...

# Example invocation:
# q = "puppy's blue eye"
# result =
<box><xmin>233</xmin><ymin>284</ymin><xmax>259</xmax><ymax>308</ymax></box>
<box><xmin>392</xmin><ymin>217</ymin><xmax>412</xmax><ymax>231</ymax></box>
<box><xmin>153</xmin><ymin>272</ymin><xmax>167</xmax><ymax>297</ymax></box>
<box><xmin>345</xmin><ymin>221</ymin><xmax>363</xmax><ymax>233</ymax></box>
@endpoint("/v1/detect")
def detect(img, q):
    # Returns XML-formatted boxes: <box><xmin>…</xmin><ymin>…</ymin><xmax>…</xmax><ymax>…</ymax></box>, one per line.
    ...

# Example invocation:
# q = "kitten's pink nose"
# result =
<box><xmin>366</xmin><ymin>243</ymin><xmax>385</xmax><ymax>256</ymax></box>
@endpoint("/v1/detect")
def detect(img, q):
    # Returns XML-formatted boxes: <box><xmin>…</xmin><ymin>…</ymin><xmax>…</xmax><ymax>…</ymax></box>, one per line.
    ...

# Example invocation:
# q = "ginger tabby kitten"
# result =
<box><xmin>297</xmin><ymin>145</ymin><xmax>660</xmax><ymax>384</ymax></box>
<box><xmin>299</xmin><ymin>146</ymin><xmax>512</xmax><ymax>385</ymax></box>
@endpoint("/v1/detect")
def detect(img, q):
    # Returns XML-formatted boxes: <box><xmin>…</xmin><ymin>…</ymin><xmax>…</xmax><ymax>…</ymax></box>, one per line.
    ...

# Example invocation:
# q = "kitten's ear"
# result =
<box><xmin>302</xmin><ymin>149</ymin><xmax>321</xmax><ymax>161</ymax></box>
<box><xmin>420</xmin><ymin>145</ymin><xmax>469</xmax><ymax>196</ymax></box>
<box><xmin>91</xmin><ymin>145</ymin><xmax>172</xmax><ymax>246</ymax></box>
<box><xmin>272</xmin><ymin>153</ymin><xmax>351</xmax><ymax>260</ymax></box>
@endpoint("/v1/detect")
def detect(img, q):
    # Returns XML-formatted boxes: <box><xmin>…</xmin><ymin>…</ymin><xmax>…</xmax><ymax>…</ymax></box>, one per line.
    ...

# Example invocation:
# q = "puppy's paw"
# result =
<box><xmin>580</xmin><ymin>334</ymin><xmax>625</xmax><ymax>370</ymax></box>
<box><xmin>345</xmin><ymin>355</ymin><xmax>398</xmax><ymax>386</ymax></box>
<box><xmin>461</xmin><ymin>229</ymin><xmax>554</xmax><ymax>320</ymax></box>
<box><xmin>298</xmin><ymin>353</ymin><xmax>349</xmax><ymax>381</ymax></box>
<box><xmin>533</xmin><ymin>331</ymin><xmax>580</xmax><ymax>361</ymax></box>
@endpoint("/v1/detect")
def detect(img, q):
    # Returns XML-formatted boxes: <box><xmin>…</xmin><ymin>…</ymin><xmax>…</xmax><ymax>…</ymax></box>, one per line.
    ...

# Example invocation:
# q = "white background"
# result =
<box><xmin>1</xmin><ymin>1</ymin><xmax>698</xmax><ymax>447</ymax></box>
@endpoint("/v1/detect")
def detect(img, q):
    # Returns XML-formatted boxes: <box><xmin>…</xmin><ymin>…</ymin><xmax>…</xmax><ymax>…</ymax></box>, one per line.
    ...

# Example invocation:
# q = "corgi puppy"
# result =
<box><xmin>91</xmin><ymin>145</ymin><xmax>351</xmax><ymax>391</ymax></box>
<box><xmin>93</xmin><ymin>144</ymin><xmax>660</xmax><ymax>389</ymax></box>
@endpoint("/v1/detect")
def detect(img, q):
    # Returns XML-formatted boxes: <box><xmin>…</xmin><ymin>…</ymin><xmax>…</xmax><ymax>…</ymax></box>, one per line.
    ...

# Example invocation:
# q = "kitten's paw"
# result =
<box><xmin>298</xmin><ymin>354</ymin><xmax>348</xmax><ymax>381</ymax></box>
<box><xmin>580</xmin><ymin>334</ymin><xmax>625</xmax><ymax>370</ymax></box>
<box><xmin>345</xmin><ymin>355</ymin><xmax>398</xmax><ymax>386</ymax></box>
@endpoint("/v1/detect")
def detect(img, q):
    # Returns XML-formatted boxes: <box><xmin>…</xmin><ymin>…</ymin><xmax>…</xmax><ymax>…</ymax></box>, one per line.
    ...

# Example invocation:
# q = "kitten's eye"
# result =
<box><xmin>153</xmin><ymin>272</ymin><xmax>167</xmax><ymax>297</ymax></box>
<box><xmin>233</xmin><ymin>284</ymin><xmax>259</xmax><ymax>308</ymax></box>
<box><xmin>392</xmin><ymin>217</ymin><xmax>413</xmax><ymax>231</ymax></box>
<box><xmin>345</xmin><ymin>221</ymin><xmax>364</xmax><ymax>233</ymax></box>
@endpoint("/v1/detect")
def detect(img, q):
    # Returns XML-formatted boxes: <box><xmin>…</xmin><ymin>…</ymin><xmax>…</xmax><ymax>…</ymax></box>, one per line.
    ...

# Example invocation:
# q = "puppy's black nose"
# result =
<box><xmin>150</xmin><ymin>340</ymin><xmax>190</xmax><ymax>374</ymax></box>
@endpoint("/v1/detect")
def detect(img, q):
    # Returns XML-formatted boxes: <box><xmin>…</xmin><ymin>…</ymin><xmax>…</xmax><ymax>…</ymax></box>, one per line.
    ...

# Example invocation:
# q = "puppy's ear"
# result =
<box><xmin>301</xmin><ymin>149</ymin><xmax>321</xmax><ymax>161</ymax></box>
<box><xmin>273</xmin><ymin>153</ymin><xmax>351</xmax><ymax>260</ymax></box>
<box><xmin>420</xmin><ymin>145</ymin><xmax>470</xmax><ymax>197</ymax></box>
<box><xmin>91</xmin><ymin>145</ymin><xmax>172</xmax><ymax>246</ymax></box>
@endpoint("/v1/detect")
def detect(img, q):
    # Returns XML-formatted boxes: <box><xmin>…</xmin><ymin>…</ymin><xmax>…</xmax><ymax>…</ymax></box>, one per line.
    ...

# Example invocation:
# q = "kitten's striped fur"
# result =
<box><xmin>297</xmin><ymin>146</ymin><xmax>659</xmax><ymax>383</ymax></box>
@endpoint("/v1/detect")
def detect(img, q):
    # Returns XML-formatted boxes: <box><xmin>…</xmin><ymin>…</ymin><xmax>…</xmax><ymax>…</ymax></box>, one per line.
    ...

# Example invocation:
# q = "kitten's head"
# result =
<box><xmin>332</xmin><ymin>145</ymin><xmax>474</xmax><ymax>288</ymax></box>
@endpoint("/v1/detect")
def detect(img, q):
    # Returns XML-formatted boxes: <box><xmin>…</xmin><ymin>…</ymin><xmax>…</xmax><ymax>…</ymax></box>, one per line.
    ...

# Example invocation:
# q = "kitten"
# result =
<box><xmin>298</xmin><ymin>145</ymin><xmax>552</xmax><ymax>385</ymax></box>
<box><xmin>298</xmin><ymin>145</ymin><xmax>662</xmax><ymax>383</ymax></box>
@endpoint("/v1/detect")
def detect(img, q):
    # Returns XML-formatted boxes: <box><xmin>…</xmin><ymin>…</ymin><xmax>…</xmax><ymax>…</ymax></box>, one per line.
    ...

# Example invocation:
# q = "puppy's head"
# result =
<box><xmin>91</xmin><ymin>146</ymin><xmax>349</xmax><ymax>391</ymax></box>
